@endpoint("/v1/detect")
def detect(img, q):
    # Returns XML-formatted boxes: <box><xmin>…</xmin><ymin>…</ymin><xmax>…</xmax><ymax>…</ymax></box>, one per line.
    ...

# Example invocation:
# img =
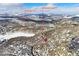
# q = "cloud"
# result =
<box><xmin>0</xmin><ymin>3</ymin><xmax>22</xmax><ymax>7</ymax></box>
<box><xmin>30</xmin><ymin>3</ymin><xmax>79</xmax><ymax>15</ymax></box>
<box><xmin>0</xmin><ymin>3</ymin><xmax>79</xmax><ymax>15</ymax></box>
<box><xmin>52</xmin><ymin>7</ymin><xmax>79</xmax><ymax>15</ymax></box>
<box><xmin>24</xmin><ymin>3</ymin><xmax>57</xmax><ymax>14</ymax></box>
<box><xmin>0</xmin><ymin>3</ymin><xmax>24</xmax><ymax>15</ymax></box>
<box><xmin>35</xmin><ymin>3</ymin><xmax>56</xmax><ymax>10</ymax></box>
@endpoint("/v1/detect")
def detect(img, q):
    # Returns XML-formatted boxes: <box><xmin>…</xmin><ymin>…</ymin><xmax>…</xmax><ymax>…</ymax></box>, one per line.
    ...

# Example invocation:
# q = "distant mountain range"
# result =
<box><xmin>0</xmin><ymin>13</ymin><xmax>79</xmax><ymax>23</ymax></box>
<box><xmin>0</xmin><ymin>13</ymin><xmax>59</xmax><ymax>23</ymax></box>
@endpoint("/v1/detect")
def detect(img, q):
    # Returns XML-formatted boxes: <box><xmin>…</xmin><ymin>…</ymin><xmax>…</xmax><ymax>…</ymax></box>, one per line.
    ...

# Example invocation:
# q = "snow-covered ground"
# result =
<box><xmin>0</xmin><ymin>32</ymin><xmax>35</xmax><ymax>42</ymax></box>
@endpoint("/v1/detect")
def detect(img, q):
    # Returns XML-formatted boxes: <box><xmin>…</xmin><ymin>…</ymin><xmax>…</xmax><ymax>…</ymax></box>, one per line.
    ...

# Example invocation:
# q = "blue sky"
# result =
<box><xmin>0</xmin><ymin>3</ymin><xmax>79</xmax><ymax>15</ymax></box>
<box><xmin>22</xmin><ymin>3</ymin><xmax>46</xmax><ymax>8</ymax></box>
<box><xmin>22</xmin><ymin>3</ymin><xmax>79</xmax><ymax>8</ymax></box>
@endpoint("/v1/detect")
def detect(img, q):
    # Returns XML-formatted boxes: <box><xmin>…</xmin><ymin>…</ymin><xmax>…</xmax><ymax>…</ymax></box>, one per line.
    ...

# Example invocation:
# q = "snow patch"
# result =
<box><xmin>0</xmin><ymin>32</ymin><xmax>35</xmax><ymax>42</ymax></box>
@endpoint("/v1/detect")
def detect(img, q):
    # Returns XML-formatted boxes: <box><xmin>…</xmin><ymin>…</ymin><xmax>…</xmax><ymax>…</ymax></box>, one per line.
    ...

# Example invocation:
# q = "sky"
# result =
<box><xmin>0</xmin><ymin>3</ymin><xmax>79</xmax><ymax>15</ymax></box>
